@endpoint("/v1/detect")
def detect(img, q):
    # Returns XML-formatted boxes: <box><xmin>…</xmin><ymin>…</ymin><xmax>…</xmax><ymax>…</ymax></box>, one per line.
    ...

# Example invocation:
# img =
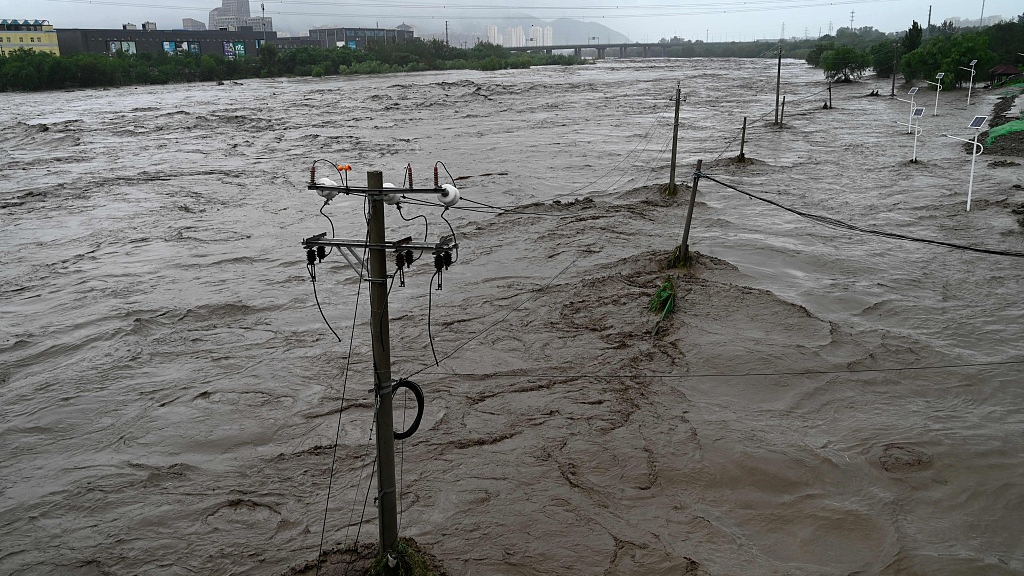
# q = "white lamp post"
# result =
<box><xmin>895</xmin><ymin>87</ymin><xmax>920</xmax><ymax>134</ymax></box>
<box><xmin>958</xmin><ymin>59</ymin><xmax>977</xmax><ymax>105</ymax></box>
<box><xmin>926</xmin><ymin>72</ymin><xmax>944</xmax><ymax>116</ymax></box>
<box><xmin>941</xmin><ymin>115</ymin><xmax>988</xmax><ymax>211</ymax></box>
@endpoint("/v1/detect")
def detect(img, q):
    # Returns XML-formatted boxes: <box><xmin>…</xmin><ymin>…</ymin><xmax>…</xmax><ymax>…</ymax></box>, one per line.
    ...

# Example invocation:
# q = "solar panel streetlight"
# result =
<box><xmin>958</xmin><ymin>59</ymin><xmax>978</xmax><ymax>105</ymax></box>
<box><xmin>910</xmin><ymin>107</ymin><xmax>925</xmax><ymax>162</ymax></box>
<box><xmin>895</xmin><ymin>87</ymin><xmax>919</xmax><ymax>134</ymax></box>
<box><xmin>940</xmin><ymin>115</ymin><xmax>988</xmax><ymax>211</ymax></box>
<box><xmin>926</xmin><ymin>72</ymin><xmax>944</xmax><ymax>116</ymax></box>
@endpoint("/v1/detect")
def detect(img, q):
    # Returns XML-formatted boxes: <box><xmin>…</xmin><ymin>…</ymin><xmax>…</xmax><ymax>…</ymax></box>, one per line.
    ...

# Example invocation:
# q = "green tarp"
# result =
<box><xmin>986</xmin><ymin>119</ymin><xmax>1024</xmax><ymax>145</ymax></box>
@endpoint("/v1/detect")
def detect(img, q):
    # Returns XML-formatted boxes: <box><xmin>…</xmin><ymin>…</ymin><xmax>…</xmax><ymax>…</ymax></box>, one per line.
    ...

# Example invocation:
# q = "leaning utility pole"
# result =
<box><xmin>668</xmin><ymin>83</ymin><xmax>681</xmax><ymax>195</ymax></box>
<box><xmin>677</xmin><ymin>159</ymin><xmax>703</xmax><ymax>265</ymax></box>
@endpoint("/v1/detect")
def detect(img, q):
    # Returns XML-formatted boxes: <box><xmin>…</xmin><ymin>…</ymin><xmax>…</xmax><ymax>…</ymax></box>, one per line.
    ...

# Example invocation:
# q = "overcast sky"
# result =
<box><xmin>5</xmin><ymin>0</ymin><xmax>1022</xmax><ymax>40</ymax></box>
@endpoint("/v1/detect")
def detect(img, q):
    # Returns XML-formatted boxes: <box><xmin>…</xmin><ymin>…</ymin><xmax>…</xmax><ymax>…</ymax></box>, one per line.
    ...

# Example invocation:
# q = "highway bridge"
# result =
<box><xmin>505</xmin><ymin>42</ymin><xmax>675</xmax><ymax>59</ymax></box>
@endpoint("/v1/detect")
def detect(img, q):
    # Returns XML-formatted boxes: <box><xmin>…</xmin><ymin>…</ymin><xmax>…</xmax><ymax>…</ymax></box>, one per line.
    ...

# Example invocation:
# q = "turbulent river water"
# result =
<box><xmin>2</xmin><ymin>59</ymin><xmax>1023</xmax><ymax>576</ymax></box>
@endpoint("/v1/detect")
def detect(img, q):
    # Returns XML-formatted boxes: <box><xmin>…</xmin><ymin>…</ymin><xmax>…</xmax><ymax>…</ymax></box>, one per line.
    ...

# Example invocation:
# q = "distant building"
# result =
<box><xmin>0</xmin><ymin>19</ymin><xmax>59</xmax><ymax>55</ymax></box>
<box><xmin>306</xmin><ymin>26</ymin><xmax>414</xmax><ymax>50</ymax></box>
<box><xmin>56</xmin><ymin>27</ymin><xmax>275</xmax><ymax>58</ymax></box>
<box><xmin>142</xmin><ymin>21</ymin><xmax>157</xmax><ymax>31</ymax></box>
<box><xmin>182</xmin><ymin>18</ymin><xmax>207</xmax><ymax>31</ymax></box>
<box><xmin>209</xmin><ymin>0</ymin><xmax>271</xmax><ymax>32</ymax></box>
<box><xmin>943</xmin><ymin>14</ymin><xmax>1004</xmax><ymax>28</ymax></box>
<box><xmin>543</xmin><ymin>26</ymin><xmax>553</xmax><ymax>46</ymax></box>
<box><xmin>486</xmin><ymin>24</ymin><xmax>501</xmax><ymax>45</ymax></box>
<box><xmin>504</xmin><ymin>26</ymin><xmax>525</xmax><ymax>47</ymax></box>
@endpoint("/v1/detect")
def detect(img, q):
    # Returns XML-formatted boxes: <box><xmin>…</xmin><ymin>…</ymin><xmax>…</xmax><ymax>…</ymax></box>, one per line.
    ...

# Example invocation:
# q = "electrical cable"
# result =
<box><xmin>698</xmin><ymin>172</ymin><xmax>1024</xmax><ymax>258</ymax></box>
<box><xmin>314</xmin><ymin>233</ymin><xmax>369</xmax><ymax>576</ymax></box>
<box><xmin>427</xmin><ymin>271</ymin><xmax>440</xmax><ymax>367</ymax></box>
<box><xmin>396</xmin><ymin>204</ymin><xmax>429</xmax><ymax>261</ymax></box>
<box><xmin>319</xmin><ymin>200</ymin><xmax>336</xmax><ymax>257</ymax></box>
<box><xmin>553</xmin><ymin>100</ymin><xmax>671</xmax><ymax>200</ymax></box>
<box><xmin>391</xmin><ymin>380</ymin><xmax>424</xmax><ymax>440</ymax></box>
<box><xmin>418</xmin><ymin>359</ymin><xmax>1024</xmax><ymax>379</ymax></box>
<box><xmin>406</xmin><ymin>257</ymin><xmax>578</xmax><ymax>380</ymax></box>
<box><xmin>309</xmin><ymin>267</ymin><xmax>343</xmax><ymax>343</ymax></box>
<box><xmin>440</xmin><ymin>208</ymin><xmax>459</xmax><ymax>264</ymax></box>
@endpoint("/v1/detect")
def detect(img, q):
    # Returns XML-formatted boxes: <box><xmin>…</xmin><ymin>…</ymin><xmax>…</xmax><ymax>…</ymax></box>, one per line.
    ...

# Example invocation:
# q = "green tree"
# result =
<box><xmin>805</xmin><ymin>41</ymin><xmax>835</xmax><ymax>67</ymax></box>
<box><xmin>821</xmin><ymin>46</ymin><xmax>869</xmax><ymax>81</ymax></box>
<box><xmin>900</xmin><ymin>32</ymin><xmax>996</xmax><ymax>87</ymax></box>
<box><xmin>869</xmin><ymin>40</ymin><xmax>899</xmax><ymax>77</ymax></box>
<box><xmin>902</xmin><ymin>21</ymin><xmax>923</xmax><ymax>53</ymax></box>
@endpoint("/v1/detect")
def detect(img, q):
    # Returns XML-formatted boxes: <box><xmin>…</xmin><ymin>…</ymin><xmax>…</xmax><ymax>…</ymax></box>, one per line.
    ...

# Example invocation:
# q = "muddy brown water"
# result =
<box><xmin>2</xmin><ymin>59</ymin><xmax>1023</xmax><ymax>576</ymax></box>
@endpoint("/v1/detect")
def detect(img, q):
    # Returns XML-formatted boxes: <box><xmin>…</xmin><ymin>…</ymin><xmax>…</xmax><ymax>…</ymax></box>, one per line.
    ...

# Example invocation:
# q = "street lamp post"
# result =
<box><xmin>958</xmin><ymin>59</ymin><xmax>977</xmax><ymax>105</ymax></box>
<box><xmin>926</xmin><ymin>72</ymin><xmax>944</xmax><ymax>116</ymax></box>
<box><xmin>896</xmin><ymin>87</ymin><xmax>919</xmax><ymax>134</ymax></box>
<box><xmin>941</xmin><ymin>115</ymin><xmax>989</xmax><ymax>211</ymax></box>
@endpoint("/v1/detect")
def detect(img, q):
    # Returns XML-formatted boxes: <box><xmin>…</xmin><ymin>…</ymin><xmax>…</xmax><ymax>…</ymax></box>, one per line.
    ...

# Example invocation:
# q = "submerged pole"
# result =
<box><xmin>774</xmin><ymin>43</ymin><xmax>783</xmax><ymax>125</ymax></box>
<box><xmin>679</xmin><ymin>159</ymin><xmax>703</xmax><ymax>264</ymax></box>
<box><xmin>668</xmin><ymin>83</ymin><xmax>681</xmax><ymax>195</ymax></box>
<box><xmin>739</xmin><ymin>116</ymin><xmax>747</xmax><ymax>161</ymax></box>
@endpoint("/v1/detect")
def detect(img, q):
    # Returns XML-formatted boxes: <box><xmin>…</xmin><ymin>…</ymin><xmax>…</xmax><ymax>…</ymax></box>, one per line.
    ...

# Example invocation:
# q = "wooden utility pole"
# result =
<box><xmin>738</xmin><ymin>117</ymin><xmax>747</xmax><ymax>162</ymax></box>
<box><xmin>678</xmin><ymin>159</ymin><xmax>703</xmax><ymax>264</ymax></box>
<box><xmin>367</xmin><ymin>170</ymin><xmax>399</xmax><ymax>556</ymax></box>
<box><xmin>668</xmin><ymin>83</ymin><xmax>681</xmax><ymax>195</ymax></box>
<box><xmin>891</xmin><ymin>43</ymin><xmax>898</xmax><ymax>97</ymax></box>
<box><xmin>774</xmin><ymin>43</ymin><xmax>783</xmax><ymax>125</ymax></box>
<box><xmin>781</xmin><ymin>95</ymin><xmax>787</xmax><ymax>123</ymax></box>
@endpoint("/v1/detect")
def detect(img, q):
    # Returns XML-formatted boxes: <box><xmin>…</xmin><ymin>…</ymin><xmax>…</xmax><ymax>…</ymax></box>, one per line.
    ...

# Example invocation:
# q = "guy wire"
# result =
<box><xmin>315</xmin><ymin>230</ymin><xmax>369</xmax><ymax>576</ymax></box>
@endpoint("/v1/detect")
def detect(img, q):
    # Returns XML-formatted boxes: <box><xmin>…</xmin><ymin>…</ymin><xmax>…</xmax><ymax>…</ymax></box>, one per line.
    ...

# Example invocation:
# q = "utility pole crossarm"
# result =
<box><xmin>307</xmin><ymin>184</ymin><xmax>449</xmax><ymax>195</ymax></box>
<box><xmin>301</xmin><ymin>233</ymin><xmax>456</xmax><ymax>252</ymax></box>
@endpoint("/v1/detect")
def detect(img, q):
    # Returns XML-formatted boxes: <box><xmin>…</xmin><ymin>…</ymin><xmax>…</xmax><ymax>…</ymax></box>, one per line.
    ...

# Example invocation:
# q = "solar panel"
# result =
<box><xmin>913</xmin><ymin>107</ymin><xmax>926</xmax><ymax>117</ymax></box>
<box><xmin>968</xmin><ymin>116</ymin><xmax>988</xmax><ymax>129</ymax></box>
<box><xmin>908</xmin><ymin>87</ymin><xmax>919</xmax><ymax>95</ymax></box>
<box><xmin>969</xmin><ymin>59</ymin><xmax>977</xmax><ymax>66</ymax></box>
<box><xmin>936</xmin><ymin>72</ymin><xmax>945</xmax><ymax>79</ymax></box>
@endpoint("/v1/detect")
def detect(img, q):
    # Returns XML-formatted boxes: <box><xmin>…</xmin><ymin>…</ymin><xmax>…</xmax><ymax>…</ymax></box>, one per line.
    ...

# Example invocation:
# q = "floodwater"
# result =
<box><xmin>2</xmin><ymin>59</ymin><xmax>1023</xmax><ymax>576</ymax></box>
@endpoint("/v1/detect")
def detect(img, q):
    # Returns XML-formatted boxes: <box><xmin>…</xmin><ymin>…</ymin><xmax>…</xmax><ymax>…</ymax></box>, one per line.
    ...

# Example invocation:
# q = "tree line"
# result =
<box><xmin>805</xmin><ymin>13</ymin><xmax>1024</xmax><ymax>86</ymax></box>
<box><xmin>0</xmin><ymin>39</ymin><xmax>582</xmax><ymax>92</ymax></box>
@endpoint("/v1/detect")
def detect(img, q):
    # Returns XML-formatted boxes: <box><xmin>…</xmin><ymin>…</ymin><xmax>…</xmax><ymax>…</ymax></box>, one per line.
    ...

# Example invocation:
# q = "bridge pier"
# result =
<box><xmin>596</xmin><ymin>47</ymin><xmax>606</xmax><ymax>59</ymax></box>
<box><xmin>574</xmin><ymin>48</ymin><xmax>581</xmax><ymax>58</ymax></box>
<box><xmin>619</xmin><ymin>46</ymin><xmax>627</xmax><ymax>58</ymax></box>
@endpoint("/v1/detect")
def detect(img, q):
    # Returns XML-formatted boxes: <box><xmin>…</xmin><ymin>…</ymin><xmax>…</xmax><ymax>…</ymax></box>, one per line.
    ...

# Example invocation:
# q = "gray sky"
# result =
<box><xmin>5</xmin><ymin>0</ymin><xmax>1022</xmax><ymax>41</ymax></box>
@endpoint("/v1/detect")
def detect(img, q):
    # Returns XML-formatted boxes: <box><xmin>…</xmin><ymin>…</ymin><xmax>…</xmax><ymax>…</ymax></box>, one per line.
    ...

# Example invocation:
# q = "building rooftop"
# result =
<box><xmin>1</xmin><ymin>19</ymin><xmax>50</xmax><ymax>25</ymax></box>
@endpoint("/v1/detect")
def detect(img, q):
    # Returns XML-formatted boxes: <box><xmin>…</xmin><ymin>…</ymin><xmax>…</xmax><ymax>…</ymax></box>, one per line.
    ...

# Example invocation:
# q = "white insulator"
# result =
<box><xmin>316</xmin><ymin>177</ymin><xmax>339</xmax><ymax>200</ymax></box>
<box><xmin>382</xmin><ymin>182</ymin><xmax>401</xmax><ymax>205</ymax></box>
<box><xmin>438</xmin><ymin>183</ymin><xmax>460</xmax><ymax>207</ymax></box>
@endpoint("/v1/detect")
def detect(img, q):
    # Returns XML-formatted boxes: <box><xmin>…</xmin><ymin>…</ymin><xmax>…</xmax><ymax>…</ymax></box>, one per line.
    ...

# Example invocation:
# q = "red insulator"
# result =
<box><xmin>309</xmin><ymin>164</ymin><xmax>316</xmax><ymax>186</ymax></box>
<box><xmin>433</xmin><ymin>165</ymin><xmax>439</xmax><ymax>188</ymax></box>
<box><xmin>407</xmin><ymin>164</ymin><xmax>414</xmax><ymax>190</ymax></box>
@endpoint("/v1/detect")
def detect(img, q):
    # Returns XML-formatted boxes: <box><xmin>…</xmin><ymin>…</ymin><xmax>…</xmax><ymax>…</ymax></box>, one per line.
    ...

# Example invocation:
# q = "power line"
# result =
<box><xmin>698</xmin><ymin>172</ymin><xmax>1024</xmax><ymax>259</ymax></box>
<box><xmin>43</xmin><ymin>0</ymin><xmax>907</xmax><ymax>19</ymax></box>
<box><xmin>418</xmin><ymin>359</ymin><xmax>1024</xmax><ymax>380</ymax></box>
<box><xmin>403</xmin><ymin>257</ymin><xmax>577</xmax><ymax>380</ymax></box>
